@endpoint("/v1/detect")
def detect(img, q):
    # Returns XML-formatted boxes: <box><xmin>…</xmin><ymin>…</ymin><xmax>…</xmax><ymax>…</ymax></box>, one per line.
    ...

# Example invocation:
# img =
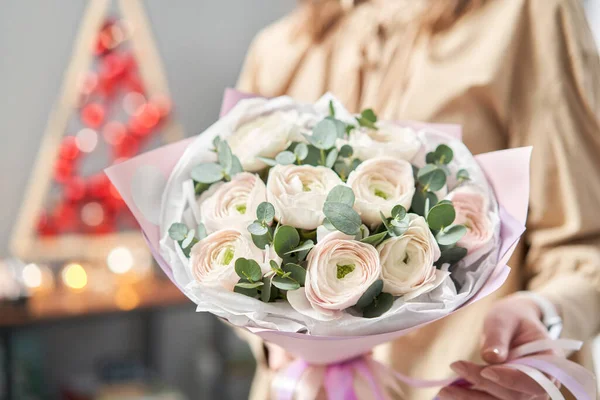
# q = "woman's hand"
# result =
<box><xmin>437</xmin><ymin>295</ymin><xmax>561</xmax><ymax>399</ymax></box>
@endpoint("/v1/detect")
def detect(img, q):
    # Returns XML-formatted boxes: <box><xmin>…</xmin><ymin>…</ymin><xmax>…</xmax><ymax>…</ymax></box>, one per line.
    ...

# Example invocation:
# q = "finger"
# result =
<box><xmin>451</xmin><ymin>361</ymin><xmax>533</xmax><ymax>400</ymax></box>
<box><xmin>438</xmin><ymin>387</ymin><xmax>497</xmax><ymax>400</ymax></box>
<box><xmin>481</xmin><ymin>366</ymin><xmax>552</xmax><ymax>396</ymax></box>
<box><xmin>481</xmin><ymin>312</ymin><xmax>519</xmax><ymax>363</ymax></box>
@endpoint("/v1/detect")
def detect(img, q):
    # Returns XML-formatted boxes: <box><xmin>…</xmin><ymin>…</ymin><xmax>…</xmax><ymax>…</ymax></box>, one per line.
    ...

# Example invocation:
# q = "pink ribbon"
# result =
<box><xmin>273</xmin><ymin>339</ymin><xmax>597</xmax><ymax>400</ymax></box>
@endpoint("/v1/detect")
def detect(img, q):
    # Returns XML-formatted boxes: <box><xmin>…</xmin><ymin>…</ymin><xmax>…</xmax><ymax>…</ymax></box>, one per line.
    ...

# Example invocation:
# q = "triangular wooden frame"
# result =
<box><xmin>10</xmin><ymin>0</ymin><xmax>183</xmax><ymax>263</ymax></box>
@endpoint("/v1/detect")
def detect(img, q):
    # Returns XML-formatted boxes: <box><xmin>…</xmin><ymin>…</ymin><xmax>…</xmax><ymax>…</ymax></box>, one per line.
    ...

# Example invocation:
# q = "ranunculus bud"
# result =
<box><xmin>347</xmin><ymin>157</ymin><xmax>415</xmax><ymax>228</ymax></box>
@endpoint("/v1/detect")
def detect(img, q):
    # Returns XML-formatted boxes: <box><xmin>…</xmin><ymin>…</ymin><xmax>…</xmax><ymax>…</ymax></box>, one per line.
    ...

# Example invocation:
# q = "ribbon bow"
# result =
<box><xmin>273</xmin><ymin>339</ymin><xmax>597</xmax><ymax>400</ymax></box>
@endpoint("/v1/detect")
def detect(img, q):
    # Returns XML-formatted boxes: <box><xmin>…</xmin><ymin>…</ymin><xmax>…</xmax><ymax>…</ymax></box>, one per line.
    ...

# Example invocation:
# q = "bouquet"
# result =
<box><xmin>106</xmin><ymin>89</ymin><xmax>596</xmax><ymax>399</ymax></box>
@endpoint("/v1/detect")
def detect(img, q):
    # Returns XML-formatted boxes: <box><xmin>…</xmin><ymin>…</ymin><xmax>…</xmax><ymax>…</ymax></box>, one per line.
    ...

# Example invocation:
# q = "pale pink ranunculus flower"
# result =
<box><xmin>347</xmin><ymin>157</ymin><xmax>415</xmax><ymax>228</ymax></box>
<box><xmin>190</xmin><ymin>230</ymin><xmax>265</xmax><ymax>291</ymax></box>
<box><xmin>266</xmin><ymin>164</ymin><xmax>343</xmax><ymax>230</ymax></box>
<box><xmin>199</xmin><ymin>172</ymin><xmax>266</xmax><ymax>234</ymax></box>
<box><xmin>447</xmin><ymin>185</ymin><xmax>494</xmax><ymax>254</ymax></box>
<box><xmin>378</xmin><ymin>214</ymin><xmax>440</xmax><ymax>297</ymax></box>
<box><xmin>346</xmin><ymin>122</ymin><xmax>421</xmax><ymax>162</ymax></box>
<box><xmin>300</xmin><ymin>232</ymin><xmax>382</xmax><ymax>317</ymax></box>
<box><xmin>228</xmin><ymin>111</ymin><xmax>299</xmax><ymax>172</ymax></box>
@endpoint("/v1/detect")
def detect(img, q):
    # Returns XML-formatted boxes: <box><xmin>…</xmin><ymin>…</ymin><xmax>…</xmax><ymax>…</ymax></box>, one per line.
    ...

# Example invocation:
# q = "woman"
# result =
<box><xmin>237</xmin><ymin>0</ymin><xmax>600</xmax><ymax>398</ymax></box>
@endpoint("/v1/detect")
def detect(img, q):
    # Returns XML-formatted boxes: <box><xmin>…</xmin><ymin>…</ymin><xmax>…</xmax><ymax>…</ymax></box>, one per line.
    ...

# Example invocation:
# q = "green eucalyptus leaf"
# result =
<box><xmin>323</xmin><ymin>203</ymin><xmax>361</xmax><ymax>235</ymax></box>
<box><xmin>417</xmin><ymin>165</ymin><xmax>446</xmax><ymax>191</ymax></box>
<box><xmin>236</xmin><ymin>281</ymin><xmax>264</xmax><ymax>289</ymax></box>
<box><xmin>256</xmin><ymin>202</ymin><xmax>276</xmax><ymax>224</ymax></box>
<box><xmin>437</xmin><ymin>246</ymin><xmax>468</xmax><ymax>266</ymax></box>
<box><xmin>217</xmin><ymin>140</ymin><xmax>233</xmax><ymax>173</ymax></box>
<box><xmin>251</xmin><ymin>232</ymin><xmax>271</xmax><ymax>250</ymax></box>
<box><xmin>191</xmin><ymin>163</ymin><xmax>224</xmax><ymax>184</ymax></box>
<box><xmin>361</xmin><ymin>109</ymin><xmax>377</xmax><ymax>123</ymax></box>
<box><xmin>411</xmin><ymin>191</ymin><xmax>438</xmax><ymax>216</ymax></box>
<box><xmin>294</xmin><ymin>143</ymin><xmax>309</xmax><ymax>161</ymax></box>
<box><xmin>437</xmin><ymin>200</ymin><xmax>453</xmax><ymax>206</ymax></box>
<box><xmin>234</xmin><ymin>281</ymin><xmax>258</xmax><ymax>298</ymax></box>
<box><xmin>345</xmin><ymin>124</ymin><xmax>355</xmax><ymax>135</ymax></box>
<box><xmin>323</xmin><ymin>218</ymin><xmax>336</xmax><ymax>231</ymax></box>
<box><xmin>310</xmin><ymin>119</ymin><xmax>338</xmax><ymax>150</ymax></box>
<box><xmin>282</xmin><ymin>263</ymin><xmax>306</xmax><ymax>286</ymax></box>
<box><xmin>326</xmin><ymin>117</ymin><xmax>348</xmax><ymax>139</ymax></box>
<box><xmin>272</xmin><ymin>276</ymin><xmax>300</xmax><ymax>291</ymax></box>
<box><xmin>326</xmin><ymin>185</ymin><xmax>355</xmax><ymax>206</ymax></box>
<box><xmin>212</xmin><ymin>136</ymin><xmax>221</xmax><ymax>149</ymax></box>
<box><xmin>273</xmin><ymin>226</ymin><xmax>301</xmax><ymax>257</ymax></box>
<box><xmin>196</xmin><ymin>223</ymin><xmax>208</xmax><ymax>240</ymax></box>
<box><xmin>260</xmin><ymin>276</ymin><xmax>272</xmax><ymax>302</ymax></box>
<box><xmin>436</xmin><ymin>225</ymin><xmax>467</xmax><ymax>246</ymax></box>
<box><xmin>425</xmin><ymin>152</ymin><xmax>437</xmax><ymax>164</ymax></box>
<box><xmin>168</xmin><ymin>223</ymin><xmax>188</xmax><ymax>241</ymax></box>
<box><xmin>234</xmin><ymin>258</ymin><xmax>262</xmax><ymax>282</ymax></box>
<box><xmin>360</xmin><ymin>231</ymin><xmax>388</xmax><ymax>247</ymax></box>
<box><xmin>328</xmin><ymin>100</ymin><xmax>336</xmax><ymax>117</ymax></box>
<box><xmin>391</xmin><ymin>205</ymin><xmax>407</xmax><ymax>220</ymax></box>
<box><xmin>230</xmin><ymin>155</ymin><xmax>243</xmax><ymax>176</ymax></box>
<box><xmin>181</xmin><ymin>229</ymin><xmax>196</xmax><ymax>248</ymax></box>
<box><xmin>389</xmin><ymin>218</ymin><xmax>409</xmax><ymax>236</ymax></box>
<box><xmin>427</xmin><ymin>203</ymin><xmax>456</xmax><ymax>230</ymax></box>
<box><xmin>363</xmin><ymin>292</ymin><xmax>394</xmax><ymax>318</ymax></box>
<box><xmin>248</xmin><ymin>222</ymin><xmax>268</xmax><ymax>236</ymax></box>
<box><xmin>350</xmin><ymin>158</ymin><xmax>362</xmax><ymax>172</ymax></box>
<box><xmin>334</xmin><ymin>161</ymin><xmax>350</xmax><ymax>180</ymax></box>
<box><xmin>276</xmin><ymin>151</ymin><xmax>296</xmax><ymax>165</ymax></box>
<box><xmin>457</xmin><ymin>169</ymin><xmax>470</xmax><ymax>181</ymax></box>
<box><xmin>339</xmin><ymin>144</ymin><xmax>353</xmax><ymax>158</ymax></box>
<box><xmin>256</xmin><ymin>156</ymin><xmax>278</xmax><ymax>167</ymax></box>
<box><xmin>434</xmin><ymin>144</ymin><xmax>453</xmax><ymax>164</ymax></box>
<box><xmin>356</xmin><ymin>279</ymin><xmax>383</xmax><ymax>309</ymax></box>
<box><xmin>284</xmin><ymin>240</ymin><xmax>315</xmax><ymax>255</ymax></box>
<box><xmin>326</xmin><ymin>148</ymin><xmax>339</xmax><ymax>168</ymax></box>
<box><xmin>270</xmin><ymin>260</ymin><xmax>280</xmax><ymax>272</ymax></box>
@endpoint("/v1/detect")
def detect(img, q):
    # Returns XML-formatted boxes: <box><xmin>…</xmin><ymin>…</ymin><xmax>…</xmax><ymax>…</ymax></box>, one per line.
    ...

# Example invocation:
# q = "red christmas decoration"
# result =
<box><xmin>37</xmin><ymin>16</ymin><xmax>171</xmax><ymax>237</ymax></box>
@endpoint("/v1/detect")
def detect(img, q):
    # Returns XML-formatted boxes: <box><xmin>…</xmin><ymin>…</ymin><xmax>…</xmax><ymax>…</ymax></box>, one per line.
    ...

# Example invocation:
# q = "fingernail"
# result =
<box><xmin>438</xmin><ymin>388</ymin><xmax>458</xmax><ymax>400</ymax></box>
<box><xmin>450</xmin><ymin>362</ymin><xmax>467</xmax><ymax>376</ymax></box>
<box><xmin>481</xmin><ymin>368</ymin><xmax>499</xmax><ymax>382</ymax></box>
<box><xmin>483</xmin><ymin>347</ymin><xmax>504</xmax><ymax>360</ymax></box>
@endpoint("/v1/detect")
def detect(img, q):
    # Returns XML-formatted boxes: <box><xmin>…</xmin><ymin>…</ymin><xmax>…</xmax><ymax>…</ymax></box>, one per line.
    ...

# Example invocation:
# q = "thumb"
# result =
<box><xmin>481</xmin><ymin>311</ymin><xmax>519</xmax><ymax>364</ymax></box>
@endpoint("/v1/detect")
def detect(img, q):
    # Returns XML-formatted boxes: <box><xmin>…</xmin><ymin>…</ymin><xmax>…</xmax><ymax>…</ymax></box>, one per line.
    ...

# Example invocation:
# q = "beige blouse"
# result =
<box><xmin>236</xmin><ymin>0</ymin><xmax>600</xmax><ymax>398</ymax></box>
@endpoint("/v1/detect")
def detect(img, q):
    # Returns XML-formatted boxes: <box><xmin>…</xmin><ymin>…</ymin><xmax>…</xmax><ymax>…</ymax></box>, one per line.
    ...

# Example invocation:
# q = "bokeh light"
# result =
<box><xmin>107</xmin><ymin>246</ymin><xmax>134</xmax><ymax>274</ymax></box>
<box><xmin>62</xmin><ymin>263</ymin><xmax>88</xmax><ymax>290</ymax></box>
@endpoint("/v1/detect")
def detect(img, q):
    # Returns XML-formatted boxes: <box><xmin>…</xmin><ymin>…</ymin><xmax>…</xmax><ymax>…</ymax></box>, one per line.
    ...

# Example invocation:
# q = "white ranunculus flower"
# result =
<box><xmin>266</xmin><ymin>165</ymin><xmax>343</xmax><ymax>230</ymax></box>
<box><xmin>288</xmin><ymin>232</ymin><xmax>381</xmax><ymax>319</ymax></box>
<box><xmin>378</xmin><ymin>214</ymin><xmax>440</xmax><ymax>297</ymax></box>
<box><xmin>347</xmin><ymin>122</ymin><xmax>421</xmax><ymax>161</ymax></box>
<box><xmin>228</xmin><ymin>111</ymin><xmax>299</xmax><ymax>172</ymax></box>
<box><xmin>200</xmin><ymin>173</ymin><xmax>266</xmax><ymax>234</ymax></box>
<box><xmin>347</xmin><ymin>157</ymin><xmax>416</xmax><ymax>228</ymax></box>
<box><xmin>189</xmin><ymin>230</ymin><xmax>266</xmax><ymax>291</ymax></box>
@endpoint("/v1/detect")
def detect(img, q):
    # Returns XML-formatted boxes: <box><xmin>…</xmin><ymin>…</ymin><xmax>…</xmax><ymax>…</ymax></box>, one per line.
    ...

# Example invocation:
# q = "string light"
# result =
<box><xmin>21</xmin><ymin>263</ymin><xmax>42</xmax><ymax>289</ymax></box>
<box><xmin>115</xmin><ymin>286</ymin><xmax>140</xmax><ymax>310</ymax></box>
<box><xmin>62</xmin><ymin>263</ymin><xmax>88</xmax><ymax>290</ymax></box>
<box><xmin>81</xmin><ymin>202</ymin><xmax>104</xmax><ymax>226</ymax></box>
<box><xmin>107</xmin><ymin>246</ymin><xmax>134</xmax><ymax>274</ymax></box>
<box><xmin>75</xmin><ymin>128</ymin><xmax>99</xmax><ymax>153</ymax></box>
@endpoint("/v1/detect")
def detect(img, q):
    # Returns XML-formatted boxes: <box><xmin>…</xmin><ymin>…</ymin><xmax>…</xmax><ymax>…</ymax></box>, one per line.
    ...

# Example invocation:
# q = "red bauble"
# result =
<box><xmin>81</xmin><ymin>103</ymin><xmax>106</xmax><ymax>128</ymax></box>
<box><xmin>115</xmin><ymin>135</ymin><xmax>140</xmax><ymax>158</ymax></box>
<box><xmin>125</xmin><ymin>73</ymin><xmax>144</xmax><ymax>94</ymax></box>
<box><xmin>128</xmin><ymin>116</ymin><xmax>150</xmax><ymax>137</ymax></box>
<box><xmin>64</xmin><ymin>177</ymin><xmax>86</xmax><ymax>202</ymax></box>
<box><xmin>37</xmin><ymin>213</ymin><xmax>57</xmax><ymax>236</ymax></box>
<box><xmin>137</xmin><ymin>103</ymin><xmax>161</xmax><ymax>130</ymax></box>
<box><xmin>86</xmin><ymin>174</ymin><xmax>111</xmax><ymax>199</ymax></box>
<box><xmin>54</xmin><ymin>158</ymin><xmax>74</xmax><ymax>183</ymax></box>
<box><xmin>53</xmin><ymin>202</ymin><xmax>79</xmax><ymax>232</ymax></box>
<box><xmin>103</xmin><ymin>121</ymin><xmax>127</xmax><ymax>145</ymax></box>
<box><xmin>101</xmin><ymin>52</ymin><xmax>127</xmax><ymax>81</ymax></box>
<box><xmin>59</xmin><ymin>136</ymin><xmax>80</xmax><ymax>161</ymax></box>
<box><xmin>150</xmin><ymin>95</ymin><xmax>172</xmax><ymax>117</ymax></box>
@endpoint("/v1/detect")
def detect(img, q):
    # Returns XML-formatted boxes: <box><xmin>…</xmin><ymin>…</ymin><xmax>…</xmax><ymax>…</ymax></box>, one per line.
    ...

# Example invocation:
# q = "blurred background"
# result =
<box><xmin>0</xmin><ymin>1</ymin><xmax>598</xmax><ymax>400</ymax></box>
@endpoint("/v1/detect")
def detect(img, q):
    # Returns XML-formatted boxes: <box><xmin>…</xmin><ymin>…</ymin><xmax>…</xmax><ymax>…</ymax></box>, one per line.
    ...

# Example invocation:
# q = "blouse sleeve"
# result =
<box><xmin>511</xmin><ymin>0</ymin><xmax>600</xmax><ymax>341</ymax></box>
